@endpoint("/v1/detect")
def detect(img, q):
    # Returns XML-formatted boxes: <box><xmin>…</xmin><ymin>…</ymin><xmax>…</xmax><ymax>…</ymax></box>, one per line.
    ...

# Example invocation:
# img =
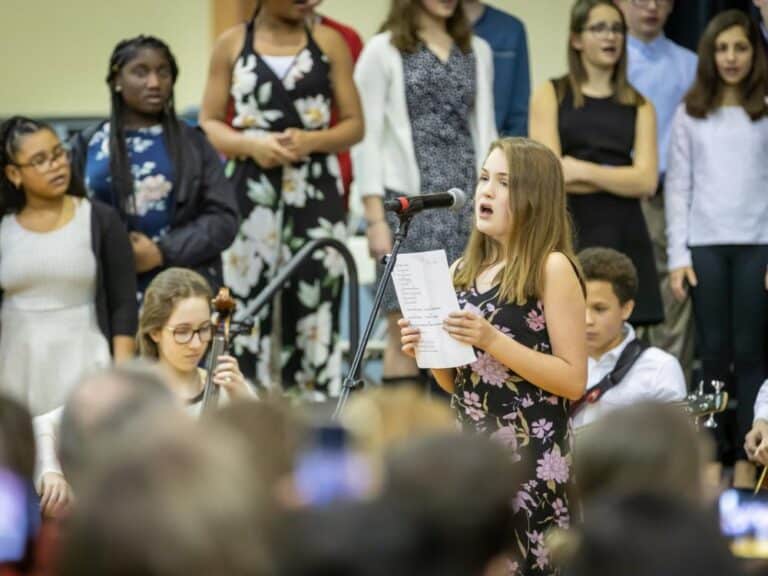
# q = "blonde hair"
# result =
<box><xmin>138</xmin><ymin>268</ymin><xmax>212</xmax><ymax>358</ymax></box>
<box><xmin>380</xmin><ymin>0</ymin><xmax>472</xmax><ymax>54</ymax></box>
<box><xmin>454</xmin><ymin>138</ymin><xmax>580</xmax><ymax>305</ymax></box>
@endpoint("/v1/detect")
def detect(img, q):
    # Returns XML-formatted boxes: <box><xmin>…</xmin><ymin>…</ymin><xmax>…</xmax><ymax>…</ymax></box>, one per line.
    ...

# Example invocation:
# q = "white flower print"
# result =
<box><xmin>307</xmin><ymin>218</ymin><xmax>348</xmax><ymax>278</ymax></box>
<box><xmin>232</xmin><ymin>95</ymin><xmax>284</xmax><ymax>130</ymax></box>
<box><xmin>126</xmin><ymin>135</ymin><xmax>154</xmax><ymax>154</ymax></box>
<box><xmin>246</xmin><ymin>174</ymin><xmax>277</xmax><ymax>207</ymax></box>
<box><xmin>283</xmin><ymin>49</ymin><xmax>313</xmax><ymax>90</ymax></box>
<box><xmin>296</xmin><ymin>301</ymin><xmax>332</xmax><ymax>367</ymax></box>
<box><xmin>256</xmin><ymin>335</ymin><xmax>273</xmax><ymax>388</ymax></box>
<box><xmin>240</xmin><ymin>206</ymin><xmax>280</xmax><ymax>265</ymax></box>
<box><xmin>223</xmin><ymin>235</ymin><xmax>264</xmax><ymax>298</ymax></box>
<box><xmin>231</xmin><ymin>54</ymin><xmax>258</xmax><ymax>100</ymax></box>
<box><xmin>127</xmin><ymin>175</ymin><xmax>172</xmax><ymax>217</ymax></box>
<box><xmin>282</xmin><ymin>165</ymin><xmax>309</xmax><ymax>207</ymax></box>
<box><xmin>295</xmin><ymin>94</ymin><xmax>330</xmax><ymax>129</ymax></box>
<box><xmin>326</xmin><ymin>154</ymin><xmax>344</xmax><ymax>197</ymax></box>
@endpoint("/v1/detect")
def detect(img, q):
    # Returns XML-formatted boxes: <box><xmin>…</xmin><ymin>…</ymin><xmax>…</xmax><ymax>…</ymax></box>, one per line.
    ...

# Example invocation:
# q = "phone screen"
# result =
<box><xmin>719</xmin><ymin>488</ymin><xmax>768</xmax><ymax>559</ymax></box>
<box><xmin>0</xmin><ymin>469</ymin><xmax>30</xmax><ymax>563</ymax></box>
<box><xmin>293</xmin><ymin>424</ymin><xmax>371</xmax><ymax>506</ymax></box>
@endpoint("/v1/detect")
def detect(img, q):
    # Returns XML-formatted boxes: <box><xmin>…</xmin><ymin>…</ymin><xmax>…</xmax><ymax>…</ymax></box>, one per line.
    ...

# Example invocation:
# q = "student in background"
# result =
<box><xmin>354</xmin><ymin>0</ymin><xmax>496</xmax><ymax>387</ymax></box>
<box><xmin>464</xmin><ymin>0</ymin><xmax>531</xmax><ymax>136</ymax></box>
<box><xmin>573</xmin><ymin>247</ymin><xmax>686</xmax><ymax>431</ymax></box>
<box><xmin>70</xmin><ymin>36</ymin><xmax>239</xmax><ymax>300</ymax></box>
<box><xmin>665</xmin><ymin>10</ymin><xmax>768</xmax><ymax>487</ymax></box>
<box><xmin>615</xmin><ymin>0</ymin><xmax>697</xmax><ymax>379</ymax></box>
<box><xmin>745</xmin><ymin>379</ymin><xmax>768</xmax><ymax>467</ymax></box>
<box><xmin>530</xmin><ymin>0</ymin><xmax>662</xmax><ymax>328</ymax></box>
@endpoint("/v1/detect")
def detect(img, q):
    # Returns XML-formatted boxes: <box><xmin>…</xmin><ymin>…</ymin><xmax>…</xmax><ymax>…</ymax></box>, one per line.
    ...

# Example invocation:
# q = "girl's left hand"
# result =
<box><xmin>280</xmin><ymin>128</ymin><xmax>315</xmax><ymax>160</ymax></box>
<box><xmin>561</xmin><ymin>156</ymin><xmax>587</xmax><ymax>185</ymax></box>
<box><xmin>213</xmin><ymin>355</ymin><xmax>251</xmax><ymax>398</ymax></box>
<box><xmin>443</xmin><ymin>310</ymin><xmax>499</xmax><ymax>350</ymax></box>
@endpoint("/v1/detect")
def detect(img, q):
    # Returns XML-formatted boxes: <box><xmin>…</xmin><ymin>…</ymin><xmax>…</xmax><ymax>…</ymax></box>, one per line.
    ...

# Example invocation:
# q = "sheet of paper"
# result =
<box><xmin>391</xmin><ymin>250</ymin><xmax>477</xmax><ymax>369</ymax></box>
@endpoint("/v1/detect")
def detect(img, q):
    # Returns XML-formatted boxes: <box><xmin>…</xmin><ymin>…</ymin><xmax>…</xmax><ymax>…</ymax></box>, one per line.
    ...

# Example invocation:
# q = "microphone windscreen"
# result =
<box><xmin>447</xmin><ymin>188</ymin><xmax>467</xmax><ymax>211</ymax></box>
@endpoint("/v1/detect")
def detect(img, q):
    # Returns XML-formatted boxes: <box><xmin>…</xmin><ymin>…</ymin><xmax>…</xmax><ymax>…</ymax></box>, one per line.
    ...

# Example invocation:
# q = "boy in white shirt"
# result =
<box><xmin>573</xmin><ymin>248</ymin><xmax>687</xmax><ymax>430</ymax></box>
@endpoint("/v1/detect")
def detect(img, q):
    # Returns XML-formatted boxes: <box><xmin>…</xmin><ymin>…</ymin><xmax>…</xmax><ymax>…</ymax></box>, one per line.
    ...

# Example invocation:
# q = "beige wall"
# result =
<box><xmin>0</xmin><ymin>0</ymin><xmax>212</xmax><ymax>117</ymax></box>
<box><xmin>0</xmin><ymin>0</ymin><xmax>572</xmax><ymax>117</ymax></box>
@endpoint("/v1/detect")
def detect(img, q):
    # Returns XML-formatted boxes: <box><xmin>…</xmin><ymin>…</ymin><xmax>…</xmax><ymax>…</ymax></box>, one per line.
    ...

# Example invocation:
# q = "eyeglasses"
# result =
<box><xmin>13</xmin><ymin>146</ymin><xmax>71</xmax><ymax>174</ymax></box>
<box><xmin>584</xmin><ymin>22</ymin><xmax>626</xmax><ymax>38</ymax></box>
<box><xmin>165</xmin><ymin>322</ymin><xmax>213</xmax><ymax>345</ymax></box>
<box><xmin>630</xmin><ymin>0</ymin><xmax>672</xmax><ymax>8</ymax></box>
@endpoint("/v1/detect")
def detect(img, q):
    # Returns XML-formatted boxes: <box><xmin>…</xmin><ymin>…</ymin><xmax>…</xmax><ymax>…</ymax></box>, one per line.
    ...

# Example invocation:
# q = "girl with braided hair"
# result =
<box><xmin>70</xmin><ymin>35</ymin><xmax>239</xmax><ymax>300</ymax></box>
<box><xmin>0</xmin><ymin>116</ymin><xmax>137</xmax><ymax>414</ymax></box>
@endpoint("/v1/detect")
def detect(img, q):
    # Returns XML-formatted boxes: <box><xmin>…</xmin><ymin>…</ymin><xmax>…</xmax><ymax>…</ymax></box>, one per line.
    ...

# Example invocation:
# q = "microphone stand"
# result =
<box><xmin>332</xmin><ymin>210</ymin><xmax>415</xmax><ymax>420</ymax></box>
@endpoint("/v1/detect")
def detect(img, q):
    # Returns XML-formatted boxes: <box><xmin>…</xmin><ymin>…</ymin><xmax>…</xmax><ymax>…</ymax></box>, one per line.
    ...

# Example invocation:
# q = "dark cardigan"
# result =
<box><xmin>0</xmin><ymin>199</ymin><xmax>137</xmax><ymax>352</ymax></box>
<box><xmin>69</xmin><ymin>120</ymin><xmax>240</xmax><ymax>290</ymax></box>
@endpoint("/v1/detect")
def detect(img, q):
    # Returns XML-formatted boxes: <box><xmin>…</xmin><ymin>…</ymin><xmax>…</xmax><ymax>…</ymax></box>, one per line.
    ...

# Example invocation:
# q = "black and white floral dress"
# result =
<box><xmin>224</xmin><ymin>20</ymin><xmax>345</xmax><ymax>392</ymax></box>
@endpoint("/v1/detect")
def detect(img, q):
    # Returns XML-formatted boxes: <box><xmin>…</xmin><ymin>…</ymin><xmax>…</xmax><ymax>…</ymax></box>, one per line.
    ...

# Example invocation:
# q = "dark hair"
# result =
<box><xmin>578</xmin><ymin>247</ymin><xmax>638</xmax><ymax>304</ymax></box>
<box><xmin>554</xmin><ymin>0</ymin><xmax>644</xmax><ymax>108</ymax></box>
<box><xmin>380</xmin><ymin>0</ymin><xmax>472</xmax><ymax>54</ymax></box>
<box><xmin>0</xmin><ymin>116</ymin><xmax>85</xmax><ymax>215</ymax></box>
<box><xmin>561</xmin><ymin>493</ymin><xmax>742</xmax><ymax>576</ymax></box>
<box><xmin>105</xmin><ymin>35</ymin><xmax>183</xmax><ymax>222</ymax></box>
<box><xmin>685</xmin><ymin>10</ymin><xmax>768</xmax><ymax>120</ymax></box>
<box><xmin>0</xmin><ymin>394</ymin><xmax>35</xmax><ymax>481</ymax></box>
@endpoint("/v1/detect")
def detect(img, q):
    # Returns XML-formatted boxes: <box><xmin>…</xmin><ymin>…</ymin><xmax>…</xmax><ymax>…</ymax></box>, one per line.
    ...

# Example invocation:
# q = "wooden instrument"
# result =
<box><xmin>201</xmin><ymin>287</ymin><xmax>237</xmax><ymax>414</ymax></box>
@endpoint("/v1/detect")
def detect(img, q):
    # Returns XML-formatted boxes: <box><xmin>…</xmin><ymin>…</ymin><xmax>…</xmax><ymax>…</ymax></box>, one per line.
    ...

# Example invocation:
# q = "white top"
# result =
<box><xmin>260</xmin><ymin>54</ymin><xmax>296</xmax><ymax>79</ymax></box>
<box><xmin>665</xmin><ymin>105</ymin><xmax>768</xmax><ymax>269</ymax></box>
<box><xmin>755</xmin><ymin>380</ymin><xmax>768</xmax><ymax>423</ymax></box>
<box><xmin>573</xmin><ymin>324</ymin><xmax>687</xmax><ymax>429</ymax></box>
<box><xmin>351</xmin><ymin>32</ymin><xmax>497</xmax><ymax>199</ymax></box>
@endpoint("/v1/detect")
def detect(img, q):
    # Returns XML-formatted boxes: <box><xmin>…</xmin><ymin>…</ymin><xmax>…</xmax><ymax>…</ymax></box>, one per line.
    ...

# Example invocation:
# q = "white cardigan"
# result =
<box><xmin>351</xmin><ymin>32</ymin><xmax>498</xmax><ymax>199</ymax></box>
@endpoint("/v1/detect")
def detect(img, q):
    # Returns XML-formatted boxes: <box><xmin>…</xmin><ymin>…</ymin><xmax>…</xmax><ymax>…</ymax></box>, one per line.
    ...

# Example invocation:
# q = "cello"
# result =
<box><xmin>200</xmin><ymin>287</ymin><xmax>239</xmax><ymax>415</ymax></box>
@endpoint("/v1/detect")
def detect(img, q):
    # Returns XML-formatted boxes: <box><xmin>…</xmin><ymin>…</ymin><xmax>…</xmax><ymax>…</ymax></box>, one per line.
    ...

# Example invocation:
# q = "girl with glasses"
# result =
<box><xmin>0</xmin><ymin>116</ymin><xmax>137</xmax><ymax>515</ymax></box>
<box><xmin>137</xmin><ymin>267</ymin><xmax>252</xmax><ymax>416</ymax></box>
<box><xmin>530</xmin><ymin>0</ymin><xmax>663</xmax><ymax>329</ymax></box>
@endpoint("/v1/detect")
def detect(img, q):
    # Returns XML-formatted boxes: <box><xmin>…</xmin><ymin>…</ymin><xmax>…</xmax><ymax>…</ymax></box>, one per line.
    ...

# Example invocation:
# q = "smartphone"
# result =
<box><xmin>0</xmin><ymin>469</ymin><xmax>31</xmax><ymax>563</ymax></box>
<box><xmin>293</xmin><ymin>424</ymin><xmax>371</xmax><ymax>507</ymax></box>
<box><xmin>719</xmin><ymin>488</ymin><xmax>768</xmax><ymax>559</ymax></box>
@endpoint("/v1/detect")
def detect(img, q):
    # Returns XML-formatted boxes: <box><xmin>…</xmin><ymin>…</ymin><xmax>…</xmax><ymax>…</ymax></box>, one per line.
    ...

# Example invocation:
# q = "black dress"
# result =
<box><xmin>556</xmin><ymin>82</ymin><xmax>663</xmax><ymax>324</ymax></box>
<box><xmin>223</xmin><ymin>21</ymin><xmax>346</xmax><ymax>392</ymax></box>
<box><xmin>453</xmin><ymin>285</ymin><xmax>573</xmax><ymax>576</ymax></box>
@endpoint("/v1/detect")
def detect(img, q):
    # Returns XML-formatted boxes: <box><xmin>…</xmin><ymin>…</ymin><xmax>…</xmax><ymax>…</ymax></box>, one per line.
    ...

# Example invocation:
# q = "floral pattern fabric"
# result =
<box><xmin>85</xmin><ymin>123</ymin><xmax>173</xmax><ymax>295</ymax></box>
<box><xmin>453</xmin><ymin>285</ymin><xmax>573</xmax><ymax>576</ymax></box>
<box><xmin>223</xmin><ymin>21</ymin><xmax>345</xmax><ymax>392</ymax></box>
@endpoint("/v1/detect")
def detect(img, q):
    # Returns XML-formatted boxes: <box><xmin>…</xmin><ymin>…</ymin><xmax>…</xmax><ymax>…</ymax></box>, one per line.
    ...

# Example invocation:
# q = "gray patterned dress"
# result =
<box><xmin>381</xmin><ymin>44</ymin><xmax>477</xmax><ymax>312</ymax></box>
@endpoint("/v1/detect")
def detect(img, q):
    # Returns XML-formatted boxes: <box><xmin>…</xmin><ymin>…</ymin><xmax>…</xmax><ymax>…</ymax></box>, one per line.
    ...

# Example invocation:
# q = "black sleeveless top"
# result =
<box><xmin>555</xmin><ymin>80</ymin><xmax>663</xmax><ymax>325</ymax></box>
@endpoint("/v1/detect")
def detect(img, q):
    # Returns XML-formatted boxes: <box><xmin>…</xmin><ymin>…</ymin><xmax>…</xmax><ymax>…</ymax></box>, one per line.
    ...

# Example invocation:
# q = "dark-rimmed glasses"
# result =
<box><xmin>13</xmin><ymin>145</ymin><xmax>71</xmax><ymax>174</ymax></box>
<box><xmin>165</xmin><ymin>322</ymin><xmax>213</xmax><ymax>345</ymax></box>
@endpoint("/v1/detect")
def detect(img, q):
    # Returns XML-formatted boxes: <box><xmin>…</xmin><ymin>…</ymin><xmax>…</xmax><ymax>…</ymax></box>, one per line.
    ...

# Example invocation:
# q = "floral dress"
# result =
<box><xmin>453</xmin><ymin>285</ymin><xmax>573</xmax><ymax>576</ymax></box>
<box><xmin>85</xmin><ymin>123</ymin><xmax>173</xmax><ymax>296</ymax></box>
<box><xmin>223</xmin><ymin>20</ymin><xmax>345</xmax><ymax>392</ymax></box>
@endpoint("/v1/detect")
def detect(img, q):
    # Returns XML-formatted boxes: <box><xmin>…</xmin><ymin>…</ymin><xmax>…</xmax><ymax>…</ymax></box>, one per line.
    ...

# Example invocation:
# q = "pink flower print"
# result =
<box><xmin>527</xmin><ymin>530</ymin><xmax>544</xmax><ymax>546</ymax></box>
<box><xmin>462</xmin><ymin>391</ymin><xmax>485</xmax><ymax>422</ymax></box>
<box><xmin>513</xmin><ymin>488</ymin><xmax>536</xmax><ymax>514</ymax></box>
<box><xmin>532</xmin><ymin>544</ymin><xmax>550</xmax><ymax>570</ymax></box>
<box><xmin>536</xmin><ymin>449</ymin><xmax>570</xmax><ymax>484</ymax></box>
<box><xmin>553</xmin><ymin>497</ymin><xmax>570</xmax><ymax>528</ymax></box>
<box><xmin>490</xmin><ymin>426</ymin><xmax>522</xmax><ymax>462</ymax></box>
<box><xmin>531</xmin><ymin>418</ymin><xmax>554</xmax><ymax>440</ymax></box>
<box><xmin>470</xmin><ymin>352</ymin><xmax>509</xmax><ymax>387</ymax></box>
<box><xmin>525</xmin><ymin>305</ymin><xmax>546</xmax><ymax>332</ymax></box>
<box><xmin>545</xmin><ymin>395</ymin><xmax>560</xmax><ymax>405</ymax></box>
<box><xmin>462</xmin><ymin>302</ymin><xmax>483</xmax><ymax>317</ymax></box>
<box><xmin>521</xmin><ymin>395</ymin><xmax>534</xmax><ymax>408</ymax></box>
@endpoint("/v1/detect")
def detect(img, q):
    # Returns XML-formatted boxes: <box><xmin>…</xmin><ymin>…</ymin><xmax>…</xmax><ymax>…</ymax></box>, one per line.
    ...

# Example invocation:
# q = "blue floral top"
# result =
<box><xmin>85</xmin><ymin>123</ymin><xmax>174</xmax><ymax>293</ymax></box>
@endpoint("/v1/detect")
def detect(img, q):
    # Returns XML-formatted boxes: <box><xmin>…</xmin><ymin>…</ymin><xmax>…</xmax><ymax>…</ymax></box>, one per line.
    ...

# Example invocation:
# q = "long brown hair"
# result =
<box><xmin>554</xmin><ymin>0</ymin><xmax>643</xmax><ymax>108</ymax></box>
<box><xmin>685</xmin><ymin>10</ymin><xmax>768</xmax><ymax>120</ymax></box>
<box><xmin>454</xmin><ymin>138</ymin><xmax>580</xmax><ymax>305</ymax></box>
<box><xmin>380</xmin><ymin>0</ymin><xmax>472</xmax><ymax>54</ymax></box>
<box><xmin>138</xmin><ymin>268</ymin><xmax>212</xmax><ymax>358</ymax></box>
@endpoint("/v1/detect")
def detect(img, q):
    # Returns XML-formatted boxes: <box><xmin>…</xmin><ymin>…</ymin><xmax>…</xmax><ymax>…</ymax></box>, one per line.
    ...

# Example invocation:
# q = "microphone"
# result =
<box><xmin>383</xmin><ymin>188</ymin><xmax>466</xmax><ymax>214</ymax></box>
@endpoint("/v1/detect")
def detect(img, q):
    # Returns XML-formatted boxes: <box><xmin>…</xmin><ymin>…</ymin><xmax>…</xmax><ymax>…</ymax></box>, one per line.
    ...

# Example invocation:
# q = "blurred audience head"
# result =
<box><xmin>58</xmin><ymin>360</ymin><xmax>175</xmax><ymax>488</ymax></box>
<box><xmin>59</xmin><ymin>416</ymin><xmax>271</xmax><ymax>576</ymax></box>
<box><xmin>558</xmin><ymin>492</ymin><xmax>743</xmax><ymax>576</ymax></box>
<box><xmin>0</xmin><ymin>115</ymin><xmax>84</xmax><ymax>216</ymax></box>
<box><xmin>0</xmin><ymin>394</ymin><xmax>35</xmax><ymax>482</ymax></box>
<box><xmin>686</xmin><ymin>9</ymin><xmax>768</xmax><ymax>120</ymax></box>
<box><xmin>579</xmin><ymin>247</ymin><xmax>637</xmax><ymax>356</ymax></box>
<box><xmin>382</xmin><ymin>431</ymin><xmax>523</xmax><ymax>576</ymax></box>
<box><xmin>341</xmin><ymin>385</ymin><xmax>455</xmax><ymax>459</ymax></box>
<box><xmin>574</xmin><ymin>402</ymin><xmax>713</xmax><ymax>504</ymax></box>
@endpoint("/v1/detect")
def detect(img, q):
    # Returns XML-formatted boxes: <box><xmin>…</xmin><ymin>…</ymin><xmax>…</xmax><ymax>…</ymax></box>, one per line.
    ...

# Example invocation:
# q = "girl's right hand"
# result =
<box><xmin>670</xmin><ymin>266</ymin><xmax>697</xmax><ymax>302</ymax></box>
<box><xmin>366</xmin><ymin>220</ymin><xmax>392</xmax><ymax>260</ymax></box>
<box><xmin>398</xmin><ymin>318</ymin><xmax>420</xmax><ymax>359</ymax></box>
<box><xmin>250</xmin><ymin>134</ymin><xmax>299</xmax><ymax>169</ymax></box>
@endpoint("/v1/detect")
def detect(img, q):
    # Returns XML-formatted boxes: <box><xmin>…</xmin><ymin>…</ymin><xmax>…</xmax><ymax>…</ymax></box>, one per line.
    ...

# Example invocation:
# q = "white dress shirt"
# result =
<box><xmin>573</xmin><ymin>324</ymin><xmax>687</xmax><ymax>429</ymax></box>
<box><xmin>755</xmin><ymin>380</ymin><xmax>768</xmax><ymax>423</ymax></box>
